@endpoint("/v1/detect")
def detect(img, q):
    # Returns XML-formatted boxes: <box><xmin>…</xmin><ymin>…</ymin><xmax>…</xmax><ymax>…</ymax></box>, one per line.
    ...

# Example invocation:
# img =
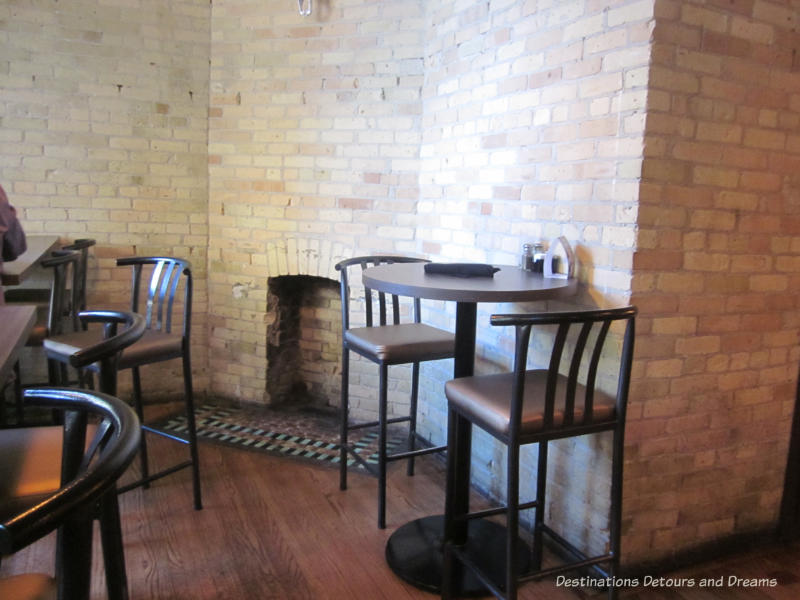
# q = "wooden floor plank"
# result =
<box><xmin>2</xmin><ymin>434</ymin><xmax>799</xmax><ymax>599</ymax></box>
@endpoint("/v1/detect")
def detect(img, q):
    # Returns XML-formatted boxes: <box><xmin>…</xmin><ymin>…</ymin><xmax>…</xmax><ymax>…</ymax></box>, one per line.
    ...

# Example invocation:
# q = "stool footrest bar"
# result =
<box><xmin>118</xmin><ymin>460</ymin><xmax>192</xmax><ymax>494</ymax></box>
<box><xmin>346</xmin><ymin>415</ymin><xmax>411</xmax><ymax>431</ymax></box>
<box><xmin>142</xmin><ymin>424</ymin><xmax>191</xmax><ymax>444</ymax></box>
<box><xmin>385</xmin><ymin>444</ymin><xmax>445</xmax><ymax>462</ymax></box>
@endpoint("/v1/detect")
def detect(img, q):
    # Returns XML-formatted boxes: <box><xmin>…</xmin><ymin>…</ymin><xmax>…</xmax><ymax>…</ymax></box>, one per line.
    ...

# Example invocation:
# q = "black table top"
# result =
<box><xmin>362</xmin><ymin>262</ymin><xmax>577</xmax><ymax>303</ymax></box>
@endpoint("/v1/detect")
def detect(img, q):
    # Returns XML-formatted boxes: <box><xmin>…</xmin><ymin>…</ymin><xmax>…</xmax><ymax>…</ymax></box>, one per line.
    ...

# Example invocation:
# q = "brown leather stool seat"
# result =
<box><xmin>0</xmin><ymin>574</ymin><xmax>56</xmax><ymax>600</ymax></box>
<box><xmin>0</xmin><ymin>426</ymin><xmax>65</xmax><ymax>521</ymax></box>
<box><xmin>336</xmin><ymin>256</ymin><xmax>455</xmax><ymax>529</ymax></box>
<box><xmin>344</xmin><ymin>323</ymin><xmax>454</xmax><ymax>364</ymax></box>
<box><xmin>0</xmin><ymin>427</ymin><xmax>92</xmax><ymax>600</ymax></box>
<box><xmin>441</xmin><ymin>307</ymin><xmax>637</xmax><ymax>600</ymax></box>
<box><xmin>45</xmin><ymin>329</ymin><xmax>182</xmax><ymax>371</ymax></box>
<box><xmin>445</xmin><ymin>371</ymin><xmax>616</xmax><ymax>438</ymax></box>
<box><xmin>0</xmin><ymin>423</ymin><xmax>101</xmax><ymax>520</ymax></box>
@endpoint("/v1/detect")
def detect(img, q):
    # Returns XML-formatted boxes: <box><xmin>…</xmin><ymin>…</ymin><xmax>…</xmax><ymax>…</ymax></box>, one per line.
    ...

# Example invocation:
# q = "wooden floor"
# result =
<box><xmin>2</xmin><ymin>435</ymin><xmax>799</xmax><ymax>599</ymax></box>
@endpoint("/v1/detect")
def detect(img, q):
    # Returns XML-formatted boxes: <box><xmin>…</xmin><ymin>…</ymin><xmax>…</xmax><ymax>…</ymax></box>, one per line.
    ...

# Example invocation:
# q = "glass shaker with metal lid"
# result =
<box><xmin>532</xmin><ymin>243</ymin><xmax>545</xmax><ymax>273</ymax></box>
<box><xmin>520</xmin><ymin>243</ymin><xmax>534</xmax><ymax>271</ymax></box>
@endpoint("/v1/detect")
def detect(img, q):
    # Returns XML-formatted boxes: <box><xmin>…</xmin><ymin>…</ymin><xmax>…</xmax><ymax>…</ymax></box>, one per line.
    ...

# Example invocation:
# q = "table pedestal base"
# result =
<box><xmin>385</xmin><ymin>515</ymin><xmax>530</xmax><ymax>596</ymax></box>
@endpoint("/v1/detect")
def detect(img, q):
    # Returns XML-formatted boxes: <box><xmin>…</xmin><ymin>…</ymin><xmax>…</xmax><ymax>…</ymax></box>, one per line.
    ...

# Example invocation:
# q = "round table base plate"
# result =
<box><xmin>385</xmin><ymin>515</ymin><xmax>531</xmax><ymax>596</ymax></box>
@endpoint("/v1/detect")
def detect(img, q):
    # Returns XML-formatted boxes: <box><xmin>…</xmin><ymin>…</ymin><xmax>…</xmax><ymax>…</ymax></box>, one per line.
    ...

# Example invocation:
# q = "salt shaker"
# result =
<box><xmin>520</xmin><ymin>243</ymin><xmax>534</xmax><ymax>271</ymax></box>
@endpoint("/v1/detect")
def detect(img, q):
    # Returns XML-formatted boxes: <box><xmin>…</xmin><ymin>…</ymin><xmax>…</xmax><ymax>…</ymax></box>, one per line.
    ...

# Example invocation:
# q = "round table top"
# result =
<box><xmin>362</xmin><ymin>263</ymin><xmax>577</xmax><ymax>303</ymax></box>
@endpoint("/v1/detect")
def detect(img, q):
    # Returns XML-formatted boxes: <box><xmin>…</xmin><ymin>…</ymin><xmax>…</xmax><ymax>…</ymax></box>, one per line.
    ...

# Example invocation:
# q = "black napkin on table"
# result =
<box><xmin>424</xmin><ymin>263</ymin><xmax>500</xmax><ymax>278</ymax></box>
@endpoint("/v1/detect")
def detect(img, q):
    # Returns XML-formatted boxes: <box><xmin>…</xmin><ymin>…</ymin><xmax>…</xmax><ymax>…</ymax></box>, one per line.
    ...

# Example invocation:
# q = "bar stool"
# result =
<box><xmin>336</xmin><ymin>256</ymin><xmax>455</xmax><ymax>528</ymax></box>
<box><xmin>0</xmin><ymin>387</ymin><xmax>141</xmax><ymax>600</ymax></box>
<box><xmin>442</xmin><ymin>306</ymin><xmax>637</xmax><ymax>600</ymax></box>
<box><xmin>0</xmin><ymin>310</ymin><xmax>144</xmax><ymax>600</ymax></box>
<box><xmin>2</xmin><ymin>251</ymin><xmax>80</xmax><ymax>425</ymax></box>
<box><xmin>42</xmin><ymin>257</ymin><xmax>202</xmax><ymax>510</ymax></box>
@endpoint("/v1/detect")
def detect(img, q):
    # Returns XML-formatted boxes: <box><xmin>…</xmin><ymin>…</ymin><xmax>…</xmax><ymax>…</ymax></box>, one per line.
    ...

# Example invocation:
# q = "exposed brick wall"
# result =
<box><xmin>416</xmin><ymin>0</ymin><xmax>647</xmax><ymax>556</ymax></box>
<box><xmin>629</xmin><ymin>0</ymin><xmax>800</xmax><ymax>562</ymax></box>
<box><xmin>0</xmin><ymin>0</ymin><xmax>211</xmax><ymax>399</ymax></box>
<box><xmin>207</xmin><ymin>0</ymin><xmax>427</xmax><ymax>403</ymax></box>
<box><xmin>3</xmin><ymin>0</ymin><xmax>800</xmax><ymax>569</ymax></box>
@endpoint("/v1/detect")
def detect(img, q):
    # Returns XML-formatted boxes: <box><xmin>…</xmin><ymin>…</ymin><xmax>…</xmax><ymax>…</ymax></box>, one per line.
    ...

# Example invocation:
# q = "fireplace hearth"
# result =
<box><xmin>266</xmin><ymin>275</ymin><xmax>342</xmax><ymax>409</ymax></box>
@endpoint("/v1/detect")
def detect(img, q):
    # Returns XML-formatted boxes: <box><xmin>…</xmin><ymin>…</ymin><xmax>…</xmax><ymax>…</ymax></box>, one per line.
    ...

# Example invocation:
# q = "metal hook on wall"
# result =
<box><xmin>298</xmin><ymin>0</ymin><xmax>312</xmax><ymax>16</ymax></box>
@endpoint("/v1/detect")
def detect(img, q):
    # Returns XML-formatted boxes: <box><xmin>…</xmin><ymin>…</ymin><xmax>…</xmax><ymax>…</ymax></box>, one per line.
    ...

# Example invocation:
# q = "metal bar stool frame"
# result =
<box><xmin>441</xmin><ymin>306</ymin><xmax>637</xmax><ymax>600</ymax></box>
<box><xmin>336</xmin><ymin>256</ymin><xmax>455</xmax><ymax>529</ymax></box>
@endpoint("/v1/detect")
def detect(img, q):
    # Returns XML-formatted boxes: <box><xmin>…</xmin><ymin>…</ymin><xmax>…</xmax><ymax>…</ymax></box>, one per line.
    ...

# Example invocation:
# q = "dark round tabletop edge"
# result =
<box><xmin>362</xmin><ymin>263</ymin><xmax>578</xmax><ymax>303</ymax></box>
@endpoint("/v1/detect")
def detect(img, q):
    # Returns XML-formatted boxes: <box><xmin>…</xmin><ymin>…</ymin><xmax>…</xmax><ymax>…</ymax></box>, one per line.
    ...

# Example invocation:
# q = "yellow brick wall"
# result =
<box><xmin>0</xmin><ymin>0</ymin><xmax>211</xmax><ymax>399</ymax></box>
<box><xmin>417</xmin><ymin>0</ymin><xmax>647</xmax><ymax>559</ymax></box>
<box><xmin>3</xmin><ymin>0</ymin><xmax>799</xmax><ymax>569</ymax></box>
<box><xmin>628</xmin><ymin>0</ymin><xmax>800</xmax><ymax>561</ymax></box>
<box><xmin>207</xmin><ymin>0</ymin><xmax>428</xmax><ymax>403</ymax></box>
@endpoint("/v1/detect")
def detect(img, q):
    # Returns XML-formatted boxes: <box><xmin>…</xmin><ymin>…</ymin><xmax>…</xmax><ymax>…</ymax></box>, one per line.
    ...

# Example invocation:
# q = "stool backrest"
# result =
<box><xmin>117</xmin><ymin>256</ymin><xmax>192</xmax><ymax>340</ymax></box>
<box><xmin>0</xmin><ymin>387</ymin><xmax>140</xmax><ymax>555</ymax></box>
<box><xmin>40</xmin><ymin>250</ymin><xmax>80</xmax><ymax>337</ymax></box>
<box><xmin>335</xmin><ymin>256</ymin><xmax>426</xmax><ymax>331</ymax></box>
<box><xmin>61</xmin><ymin>239</ymin><xmax>96</xmax><ymax>317</ymax></box>
<box><xmin>492</xmin><ymin>306</ymin><xmax>637</xmax><ymax>437</ymax></box>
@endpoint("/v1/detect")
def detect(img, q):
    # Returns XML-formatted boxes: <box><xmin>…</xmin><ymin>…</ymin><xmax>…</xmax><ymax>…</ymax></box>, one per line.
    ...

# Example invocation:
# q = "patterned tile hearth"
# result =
<box><xmin>152</xmin><ymin>402</ymin><xmax>408</xmax><ymax>473</ymax></box>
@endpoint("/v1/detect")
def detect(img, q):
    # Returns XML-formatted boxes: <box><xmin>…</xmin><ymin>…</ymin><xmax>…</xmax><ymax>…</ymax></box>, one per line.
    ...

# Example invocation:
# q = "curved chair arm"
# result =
<box><xmin>116</xmin><ymin>255</ymin><xmax>188</xmax><ymax>268</ymax></box>
<box><xmin>39</xmin><ymin>250</ymin><xmax>78</xmax><ymax>270</ymax></box>
<box><xmin>68</xmin><ymin>311</ymin><xmax>146</xmax><ymax>370</ymax></box>
<box><xmin>61</xmin><ymin>239</ymin><xmax>96</xmax><ymax>252</ymax></box>
<box><xmin>490</xmin><ymin>306</ymin><xmax>638</xmax><ymax>328</ymax></box>
<box><xmin>334</xmin><ymin>255</ymin><xmax>430</xmax><ymax>272</ymax></box>
<box><xmin>0</xmin><ymin>388</ymin><xmax>141</xmax><ymax>555</ymax></box>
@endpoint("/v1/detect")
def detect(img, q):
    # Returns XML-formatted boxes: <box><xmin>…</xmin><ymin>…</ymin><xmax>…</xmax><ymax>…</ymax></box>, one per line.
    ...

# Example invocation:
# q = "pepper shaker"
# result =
<box><xmin>520</xmin><ymin>243</ymin><xmax>534</xmax><ymax>271</ymax></box>
<box><xmin>532</xmin><ymin>243</ymin><xmax>545</xmax><ymax>273</ymax></box>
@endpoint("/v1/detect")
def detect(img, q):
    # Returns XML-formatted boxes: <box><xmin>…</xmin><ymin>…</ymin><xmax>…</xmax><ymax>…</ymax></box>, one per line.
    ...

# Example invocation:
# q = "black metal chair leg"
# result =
<box><xmin>78</xmin><ymin>367</ymin><xmax>95</xmax><ymax>391</ymax></box>
<box><xmin>182</xmin><ymin>351</ymin><xmax>202</xmax><ymax>510</ymax></box>
<box><xmin>131</xmin><ymin>367</ymin><xmax>150</xmax><ymax>489</ymax></box>
<box><xmin>608</xmin><ymin>429</ymin><xmax>624</xmax><ymax>600</ymax></box>
<box><xmin>531</xmin><ymin>441</ymin><xmax>548</xmax><ymax>570</ymax></box>
<box><xmin>99</xmin><ymin>490</ymin><xmax>129</xmax><ymax>600</ymax></box>
<box><xmin>57</xmin><ymin>507</ymin><xmax>93</xmax><ymax>600</ymax></box>
<box><xmin>339</xmin><ymin>349</ymin><xmax>349</xmax><ymax>491</ymax></box>
<box><xmin>59</xmin><ymin>362</ymin><xmax>69</xmax><ymax>388</ymax></box>
<box><xmin>443</xmin><ymin>407</ymin><xmax>470</xmax><ymax>598</ymax></box>
<box><xmin>47</xmin><ymin>357</ymin><xmax>60</xmax><ymax>386</ymax></box>
<box><xmin>13</xmin><ymin>361</ymin><xmax>23</xmax><ymax>425</ymax></box>
<box><xmin>378</xmin><ymin>363</ymin><xmax>388</xmax><ymax>529</ymax></box>
<box><xmin>442</xmin><ymin>540</ymin><xmax>455</xmax><ymax>600</ymax></box>
<box><xmin>407</xmin><ymin>361</ymin><xmax>420</xmax><ymax>477</ymax></box>
<box><xmin>506</xmin><ymin>442</ymin><xmax>521</xmax><ymax>600</ymax></box>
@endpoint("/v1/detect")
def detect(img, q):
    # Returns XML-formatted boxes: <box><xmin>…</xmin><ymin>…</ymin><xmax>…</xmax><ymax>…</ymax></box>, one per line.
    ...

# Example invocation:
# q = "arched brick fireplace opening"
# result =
<box><xmin>262</xmin><ymin>239</ymin><xmax>350</xmax><ymax>412</ymax></box>
<box><xmin>266</xmin><ymin>274</ymin><xmax>341</xmax><ymax>409</ymax></box>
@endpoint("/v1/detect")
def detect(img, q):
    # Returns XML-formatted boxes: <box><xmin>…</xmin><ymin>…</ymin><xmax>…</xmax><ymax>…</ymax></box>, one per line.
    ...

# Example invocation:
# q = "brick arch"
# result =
<box><xmin>264</xmin><ymin>238</ymin><xmax>352</xmax><ymax>281</ymax></box>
